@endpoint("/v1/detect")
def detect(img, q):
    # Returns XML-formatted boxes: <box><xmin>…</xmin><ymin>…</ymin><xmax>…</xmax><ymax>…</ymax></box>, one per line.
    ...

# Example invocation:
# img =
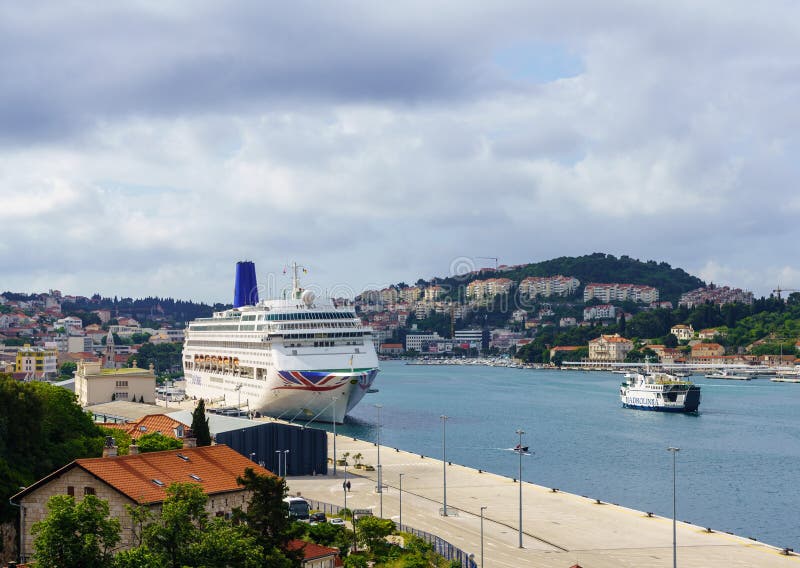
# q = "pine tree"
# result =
<box><xmin>191</xmin><ymin>399</ymin><xmax>212</xmax><ymax>446</ymax></box>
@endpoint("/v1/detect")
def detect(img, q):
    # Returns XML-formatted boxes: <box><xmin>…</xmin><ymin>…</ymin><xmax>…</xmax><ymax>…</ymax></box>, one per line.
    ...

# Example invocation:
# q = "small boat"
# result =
<box><xmin>704</xmin><ymin>371</ymin><xmax>750</xmax><ymax>381</ymax></box>
<box><xmin>514</xmin><ymin>444</ymin><xmax>529</xmax><ymax>453</ymax></box>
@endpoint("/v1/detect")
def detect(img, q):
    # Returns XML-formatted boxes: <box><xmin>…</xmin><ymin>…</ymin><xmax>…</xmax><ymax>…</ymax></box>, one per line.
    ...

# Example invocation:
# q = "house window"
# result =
<box><xmin>67</xmin><ymin>486</ymin><xmax>75</xmax><ymax>496</ymax></box>
<box><xmin>84</xmin><ymin>486</ymin><xmax>95</xmax><ymax>496</ymax></box>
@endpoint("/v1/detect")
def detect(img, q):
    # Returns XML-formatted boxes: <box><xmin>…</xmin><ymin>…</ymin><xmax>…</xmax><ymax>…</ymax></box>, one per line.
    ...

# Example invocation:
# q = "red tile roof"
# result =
<box><xmin>100</xmin><ymin>414</ymin><xmax>187</xmax><ymax>440</ymax></box>
<box><xmin>288</xmin><ymin>540</ymin><xmax>339</xmax><ymax>561</ymax></box>
<box><xmin>14</xmin><ymin>445</ymin><xmax>273</xmax><ymax>506</ymax></box>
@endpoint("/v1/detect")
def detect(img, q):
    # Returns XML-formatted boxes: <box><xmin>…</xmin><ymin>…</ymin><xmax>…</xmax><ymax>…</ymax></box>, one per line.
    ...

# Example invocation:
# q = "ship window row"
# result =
<box><xmin>276</xmin><ymin>322</ymin><xmax>358</xmax><ymax>331</ymax></box>
<box><xmin>282</xmin><ymin>332</ymin><xmax>363</xmax><ymax>339</ymax></box>
<box><xmin>263</xmin><ymin>312</ymin><xmax>356</xmax><ymax>321</ymax></box>
<box><xmin>186</xmin><ymin>340</ymin><xmax>266</xmax><ymax>350</ymax></box>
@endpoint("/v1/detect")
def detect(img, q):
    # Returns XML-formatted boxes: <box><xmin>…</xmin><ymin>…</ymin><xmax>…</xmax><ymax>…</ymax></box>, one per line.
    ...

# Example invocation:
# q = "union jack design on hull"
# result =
<box><xmin>276</xmin><ymin>370</ymin><xmax>352</xmax><ymax>391</ymax></box>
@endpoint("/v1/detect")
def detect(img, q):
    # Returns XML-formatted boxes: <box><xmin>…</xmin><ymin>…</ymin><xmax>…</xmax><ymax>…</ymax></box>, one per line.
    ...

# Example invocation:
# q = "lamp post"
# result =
<box><xmin>667</xmin><ymin>447</ymin><xmax>680</xmax><ymax>568</ymax></box>
<box><xmin>332</xmin><ymin>396</ymin><xmax>337</xmax><ymax>475</ymax></box>
<box><xmin>235</xmin><ymin>383</ymin><xmax>242</xmax><ymax>414</ymax></box>
<box><xmin>249</xmin><ymin>452</ymin><xmax>256</xmax><ymax>462</ymax></box>
<box><xmin>441</xmin><ymin>415</ymin><xmax>448</xmax><ymax>516</ymax></box>
<box><xmin>399</xmin><ymin>473</ymin><xmax>405</xmax><ymax>529</ymax></box>
<box><xmin>343</xmin><ymin>463</ymin><xmax>348</xmax><ymax>512</ymax></box>
<box><xmin>284</xmin><ymin>449</ymin><xmax>290</xmax><ymax>477</ymax></box>
<box><xmin>375</xmin><ymin>404</ymin><xmax>383</xmax><ymax>517</ymax></box>
<box><xmin>480</xmin><ymin>506</ymin><xmax>487</xmax><ymax>568</ymax></box>
<box><xmin>516</xmin><ymin>428</ymin><xmax>525</xmax><ymax>548</ymax></box>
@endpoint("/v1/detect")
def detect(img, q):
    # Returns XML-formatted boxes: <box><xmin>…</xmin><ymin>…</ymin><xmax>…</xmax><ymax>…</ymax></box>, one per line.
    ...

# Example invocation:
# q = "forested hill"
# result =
<box><xmin>507</xmin><ymin>253</ymin><xmax>705</xmax><ymax>301</ymax></box>
<box><xmin>429</xmin><ymin>253</ymin><xmax>706</xmax><ymax>304</ymax></box>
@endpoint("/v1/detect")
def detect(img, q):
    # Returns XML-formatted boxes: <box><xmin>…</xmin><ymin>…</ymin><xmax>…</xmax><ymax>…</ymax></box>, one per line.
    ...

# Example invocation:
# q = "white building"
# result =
<box><xmin>67</xmin><ymin>336</ymin><xmax>93</xmax><ymax>353</ymax></box>
<box><xmin>519</xmin><ymin>275</ymin><xmax>580</xmax><ymax>298</ymax></box>
<box><xmin>405</xmin><ymin>332</ymin><xmax>443</xmax><ymax>352</ymax></box>
<box><xmin>75</xmin><ymin>360</ymin><xmax>156</xmax><ymax>406</ymax></box>
<box><xmin>583</xmin><ymin>304</ymin><xmax>617</xmax><ymax>321</ymax></box>
<box><xmin>56</xmin><ymin>316</ymin><xmax>83</xmax><ymax>335</ymax></box>
<box><xmin>583</xmin><ymin>283</ymin><xmax>659</xmax><ymax>304</ymax></box>
<box><xmin>670</xmin><ymin>324</ymin><xmax>695</xmax><ymax>341</ymax></box>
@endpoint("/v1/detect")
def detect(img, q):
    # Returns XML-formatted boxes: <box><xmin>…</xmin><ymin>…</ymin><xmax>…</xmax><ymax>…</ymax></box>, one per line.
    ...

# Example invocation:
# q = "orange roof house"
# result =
<box><xmin>11</xmin><ymin>445</ymin><xmax>272</xmax><ymax>561</ymax></box>
<box><xmin>100</xmin><ymin>413</ymin><xmax>188</xmax><ymax>440</ymax></box>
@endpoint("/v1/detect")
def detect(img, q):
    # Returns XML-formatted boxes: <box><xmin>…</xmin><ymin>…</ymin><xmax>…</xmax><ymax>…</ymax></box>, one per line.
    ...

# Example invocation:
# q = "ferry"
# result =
<box><xmin>183</xmin><ymin>262</ymin><xmax>379</xmax><ymax>423</ymax></box>
<box><xmin>620</xmin><ymin>364</ymin><xmax>701</xmax><ymax>413</ymax></box>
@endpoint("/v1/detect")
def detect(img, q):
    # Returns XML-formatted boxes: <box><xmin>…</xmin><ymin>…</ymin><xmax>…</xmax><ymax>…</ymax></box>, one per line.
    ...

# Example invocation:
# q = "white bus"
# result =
<box><xmin>283</xmin><ymin>496</ymin><xmax>310</xmax><ymax>520</ymax></box>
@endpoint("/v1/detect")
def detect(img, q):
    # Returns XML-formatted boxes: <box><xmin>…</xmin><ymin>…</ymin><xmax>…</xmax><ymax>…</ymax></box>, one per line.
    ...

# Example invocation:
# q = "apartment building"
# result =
<box><xmin>15</xmin><ymin>345</ymin><xmax>58</xmax><ymax>379</ymax></box>
<box><xmin>583</xmin><ymin>283</ymin><xmax>660</xmax><ymax>303</ymax></box>
<box><xmin>519</xmin><ymin>275</ymin><xmax>580</xmax><ymax>298</ymax></box>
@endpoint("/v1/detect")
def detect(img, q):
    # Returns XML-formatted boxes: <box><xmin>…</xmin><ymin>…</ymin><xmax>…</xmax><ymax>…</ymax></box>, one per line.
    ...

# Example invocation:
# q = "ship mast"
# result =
<box><xmin>290</xmin><ymin>262</ymin><xmax>307</xmax><ymax>299</ymax></box>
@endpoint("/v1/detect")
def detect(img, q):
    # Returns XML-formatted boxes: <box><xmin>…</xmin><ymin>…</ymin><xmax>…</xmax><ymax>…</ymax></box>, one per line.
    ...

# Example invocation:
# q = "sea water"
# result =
<box><xmin>320</xmin><ymin>361</ymin><xmax>800</xmax><ymax>549</ymax></box>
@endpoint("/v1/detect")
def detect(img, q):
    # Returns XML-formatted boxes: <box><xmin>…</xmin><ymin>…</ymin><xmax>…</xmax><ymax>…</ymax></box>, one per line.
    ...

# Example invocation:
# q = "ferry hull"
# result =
<box><xmin>620</xmin><ymin>386</ymin><xmax>701</xmax><ymax>413</ymax></box>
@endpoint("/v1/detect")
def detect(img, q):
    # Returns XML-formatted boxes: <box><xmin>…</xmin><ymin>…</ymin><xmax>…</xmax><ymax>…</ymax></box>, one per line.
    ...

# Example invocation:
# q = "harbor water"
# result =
<box><xmin>319</xmin><ymin>360</ymin><xmax>800</xmax><ymax>550</ymax></box>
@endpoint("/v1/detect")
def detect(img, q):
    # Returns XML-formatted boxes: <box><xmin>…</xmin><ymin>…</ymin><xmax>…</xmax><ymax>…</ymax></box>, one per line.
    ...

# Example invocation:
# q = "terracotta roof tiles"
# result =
<box><xmin>74</xmin><ymin>445</ymin><xmax>272</xmax><ymax>504</ymax></box>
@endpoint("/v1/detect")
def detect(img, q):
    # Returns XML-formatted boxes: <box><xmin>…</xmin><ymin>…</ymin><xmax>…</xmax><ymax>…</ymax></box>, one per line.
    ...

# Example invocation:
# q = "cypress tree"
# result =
<box><xmin>191</xmin><ymin>399</ymin><xmax>212</xmax><ymax>447</ymax></box>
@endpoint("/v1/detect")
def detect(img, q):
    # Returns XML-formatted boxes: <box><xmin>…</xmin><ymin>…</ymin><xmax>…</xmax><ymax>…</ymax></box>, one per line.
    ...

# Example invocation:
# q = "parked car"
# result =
<box><xmin>329</xmin><ymin>517</ymin><xmax>346</xmax><ymax>526</ymax></box>
<box><xmin>310</xmin><ymin>512</ymin><xmax>327</xmax><ymax>523</ymax></box>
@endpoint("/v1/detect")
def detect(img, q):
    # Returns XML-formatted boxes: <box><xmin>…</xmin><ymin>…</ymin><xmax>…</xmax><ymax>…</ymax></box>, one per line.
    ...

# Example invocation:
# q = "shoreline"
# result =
<box><xmin>286</xmin><ymin>431</ymin><xmax>798</xmax><ymax>567</ymax></box>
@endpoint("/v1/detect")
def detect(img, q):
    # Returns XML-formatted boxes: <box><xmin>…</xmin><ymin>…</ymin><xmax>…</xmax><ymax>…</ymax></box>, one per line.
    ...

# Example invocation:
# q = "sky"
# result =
<box><xmin>2</xmin><ymin>1</ymin><xmax>799</xmax><ymax>302</ymax></box>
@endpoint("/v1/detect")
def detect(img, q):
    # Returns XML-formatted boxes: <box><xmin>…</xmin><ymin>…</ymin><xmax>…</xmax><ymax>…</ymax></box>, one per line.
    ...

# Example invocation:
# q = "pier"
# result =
<box><xmin>287</xmin><ymin>432</ymin><xmax>799</xmax><ymax>567</ymax></box>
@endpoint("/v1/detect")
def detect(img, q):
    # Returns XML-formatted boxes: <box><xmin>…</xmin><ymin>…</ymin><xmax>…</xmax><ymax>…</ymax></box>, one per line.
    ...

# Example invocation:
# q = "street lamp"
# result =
<box><xmin>332</xmin><ymin>396</ymin><xmax>338</xmax><ymax>475</ymax></box>
<box><xmin>284</xmin><ymin>449</ymin><xmax>290</xmax><ymax>477</ymax></box>
<box><xmin>375</xmin><ymin>404</ymin><xmax>383</xmax><ymax>517</ymax></box>
<box><xmin>235</xmin><ymin>383</ymin><xmax>242</xmax><ymax>414</ymax></box>
<box><xmin>442</xmin><ymin>415</ymin><xmax>449</xmax><ymax>516</ymax></box>
<box><xmin>516</xmin><ymin>428</ymin><xmax>525</xmax><ymax>548</ymax></box>
<box><xmin>667</xmin><ymin>447</ymin><xmax>680</xmax><ymax>568</ymax></box>
<box><xmin>249</xmin><ymin>452</ymin><xmax>256</xmax><ymax>462</ymax></box>
<box><xmin>399</xmin><ymin>473</ymin><xmax>405</xmax><ymax>529</ymax></box>
<box><xmin>343</xmin><ymin>463</ymin><xmax>348</xmax><ymax>512</ymax></box>
<box><xmin>480</xmin><ymin>506</ymin><xmax>487</xmax><ymax>568</ymax></box>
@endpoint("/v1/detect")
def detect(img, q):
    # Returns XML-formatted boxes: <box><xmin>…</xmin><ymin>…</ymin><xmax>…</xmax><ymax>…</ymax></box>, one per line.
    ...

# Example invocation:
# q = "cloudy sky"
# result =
<box><xmin>2</xmin><ymin>1</ymin><xmax>799</xmax><ymax>302</ymax></box>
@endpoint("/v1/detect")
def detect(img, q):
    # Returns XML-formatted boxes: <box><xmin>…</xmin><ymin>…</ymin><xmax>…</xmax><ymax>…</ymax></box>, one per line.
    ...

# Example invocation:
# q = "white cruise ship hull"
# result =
<box><xmin>185</xmin><ymin>367</ymin><xmax>377</xmax><ymax>423</ymax></box>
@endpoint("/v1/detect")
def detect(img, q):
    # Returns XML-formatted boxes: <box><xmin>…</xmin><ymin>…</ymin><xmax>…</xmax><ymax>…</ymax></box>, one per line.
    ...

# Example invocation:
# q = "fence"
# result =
<box><xmin>305</xmin><ymin>498</ymin><xmax>477</xmax><ymax>568</ymax></box>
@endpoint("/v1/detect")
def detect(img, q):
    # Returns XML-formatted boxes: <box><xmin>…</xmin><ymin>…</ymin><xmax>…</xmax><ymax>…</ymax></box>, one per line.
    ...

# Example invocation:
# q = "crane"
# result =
<box><xmin>773</xmin><ymin>287</ymin><xmax>800</xmax><ymax>300</ymax></box>
<box><xmin>476</xmin><ymin>257</ymin><xmax>498</xmax><ymax>270</ymax></box>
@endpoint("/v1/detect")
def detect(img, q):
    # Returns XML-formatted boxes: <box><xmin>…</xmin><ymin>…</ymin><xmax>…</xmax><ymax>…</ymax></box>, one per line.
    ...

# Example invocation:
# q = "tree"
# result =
<box><xmin>618</xmin><ymin>313</ymin><xmax>626</xmax><ymax>337</ymax></box>
<box><xmin>31</xmin><ymin>494</ymin><xmax>121</xmax><ymax>568</ymax></box>
<box><xmin>191</xmin><ymin>399</ymin><xmax>212</xmax><ymax>447</ymax></box>
<box><xmin>0</xmin><ymin>376</ymin><xmax>105</xmax><ymax>522</ymax></box>
<box><xmin>137</xmin><ymin>432</ymin><xmax>183</xmax><ymax>453</ymax></box>
<box><xmin>355</xmin><ymin>516</ymin><xmax>395</xmax><ymax>557</ymax></box>
<box><xmin>234</xmin><ymin>468</ymin><xmax>301</xmax><ymax>565</ymax></box>
<box><xmin>59</xmin><ymin>361</ymin><xmax>77</xmax><ymax>378</ymax></box>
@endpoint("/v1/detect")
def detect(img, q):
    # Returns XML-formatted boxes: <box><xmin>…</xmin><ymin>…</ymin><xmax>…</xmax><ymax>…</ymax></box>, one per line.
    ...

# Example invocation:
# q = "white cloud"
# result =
<box><xmin>0</xmin><ymin>1</ymin><xmax>799</xmax><ymax>301</ymax></box>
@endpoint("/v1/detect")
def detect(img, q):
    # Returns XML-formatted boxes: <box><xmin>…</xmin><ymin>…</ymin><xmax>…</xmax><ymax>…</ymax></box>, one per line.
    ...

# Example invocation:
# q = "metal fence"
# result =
<box><xmin>305</xmin><ymin>498</ymin><xmax>477</xmax><ymax>568</ymax></box>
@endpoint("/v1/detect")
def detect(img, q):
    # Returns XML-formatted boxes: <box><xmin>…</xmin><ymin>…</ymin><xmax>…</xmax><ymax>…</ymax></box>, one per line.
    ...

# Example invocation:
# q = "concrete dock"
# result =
<box><xmin>288</xmin><ymin>433</ymin><xmax>799</xmax><ymax>568</ymax></box>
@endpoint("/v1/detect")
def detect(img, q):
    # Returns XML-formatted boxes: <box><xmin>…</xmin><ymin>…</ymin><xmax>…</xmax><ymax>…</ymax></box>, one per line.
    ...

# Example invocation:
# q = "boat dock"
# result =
<box><xmin>287</xmin><ymin>432</ymin><xmax>799</xmax><ymax>567</ymax></box>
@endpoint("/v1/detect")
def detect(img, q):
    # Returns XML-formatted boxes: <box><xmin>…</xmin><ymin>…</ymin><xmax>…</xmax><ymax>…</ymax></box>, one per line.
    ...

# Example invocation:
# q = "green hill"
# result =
<box><xmin>429</xmin><ymin>253</ymin><xmax>705</xmax><ymax>304</ymax></box>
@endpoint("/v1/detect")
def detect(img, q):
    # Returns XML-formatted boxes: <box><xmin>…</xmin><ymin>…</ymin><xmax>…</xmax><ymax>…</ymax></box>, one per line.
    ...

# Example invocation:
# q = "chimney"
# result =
<box><xmin>128</xmin><ymin>443</ymin><xmax>139</xmax><ymax>456</ymax></box>
<box><xmin>102</xmin><ymin>436</ymin><xmax>118</xmax><ymax>458</ymax></box>
<box><xmin>181</xmin><ymin>426</ymin><xmax>196</xmax><ymax>448</ymax></box>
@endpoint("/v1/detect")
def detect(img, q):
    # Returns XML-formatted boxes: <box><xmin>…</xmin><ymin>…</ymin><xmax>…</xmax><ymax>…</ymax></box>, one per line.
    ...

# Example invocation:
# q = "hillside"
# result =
<box><xmin>428</xmin><ymin>253</ymin><xmax>705</xmax><ymax>304</ymax></box>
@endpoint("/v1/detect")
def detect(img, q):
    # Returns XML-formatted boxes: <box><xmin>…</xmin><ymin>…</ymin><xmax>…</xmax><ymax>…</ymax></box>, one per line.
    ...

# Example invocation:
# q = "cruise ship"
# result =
<box><xmin>183</xmin><ymin>262</ymin><xmax>379</xmax><ymax>423</ymax></box>
<box><xmin>620</xmin><ymin>365</ymin><xmax>701</xmax><ymax>413</ymax></box>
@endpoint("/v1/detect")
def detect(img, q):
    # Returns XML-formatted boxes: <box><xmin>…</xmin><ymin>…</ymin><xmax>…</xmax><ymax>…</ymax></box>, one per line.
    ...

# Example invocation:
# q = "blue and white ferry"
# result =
<box><xmin>620</xmin><ymin>366</ymin><xmax>701</xmax><ymax>413</ymax></box>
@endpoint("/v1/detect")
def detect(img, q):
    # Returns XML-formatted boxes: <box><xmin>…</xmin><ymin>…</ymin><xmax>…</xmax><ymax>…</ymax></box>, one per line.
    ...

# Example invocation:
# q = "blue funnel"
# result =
<box><xmin>233</xmin><ymin>261</ymin><xmax>259</xmax><ymax>307</ymax></box>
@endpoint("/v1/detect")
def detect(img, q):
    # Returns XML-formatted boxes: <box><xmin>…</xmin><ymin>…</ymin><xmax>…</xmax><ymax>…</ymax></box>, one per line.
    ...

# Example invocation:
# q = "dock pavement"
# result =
<box><xmin>287</xmin><ymin>432</ymin><xmax>799</xmax><ymax>568</ymax></box>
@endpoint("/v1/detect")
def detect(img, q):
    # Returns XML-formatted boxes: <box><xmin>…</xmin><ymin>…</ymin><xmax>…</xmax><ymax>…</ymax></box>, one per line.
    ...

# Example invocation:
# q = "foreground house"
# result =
<box><xmin>11</xmin><ymin>445</ymin><xmax>272</xmax><ymax>562</ymax></box>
